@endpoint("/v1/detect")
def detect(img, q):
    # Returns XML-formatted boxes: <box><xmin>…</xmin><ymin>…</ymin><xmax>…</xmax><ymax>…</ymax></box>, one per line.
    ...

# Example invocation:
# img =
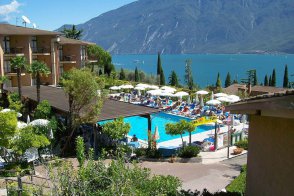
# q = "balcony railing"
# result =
<box><xmin>4</xmin><ymin>47</ymin><xmax>24</xmax><ymax>54</ymax></box>
<box><xmin>32</xmin><ymin>47</ymin><xmax>51</xmax><ymax>54</ymax></box>
<box><xmin>60</xmin><ymin>55</ymin><xmax>76</xmax><ymax>62</ymax></box>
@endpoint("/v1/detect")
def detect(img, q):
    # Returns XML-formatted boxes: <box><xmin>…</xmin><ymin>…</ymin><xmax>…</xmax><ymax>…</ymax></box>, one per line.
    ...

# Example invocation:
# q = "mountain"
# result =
<box><xmin>59</xmin><ymin>0</ymin><xmax>294</xmax><ymax>54</ymax></box>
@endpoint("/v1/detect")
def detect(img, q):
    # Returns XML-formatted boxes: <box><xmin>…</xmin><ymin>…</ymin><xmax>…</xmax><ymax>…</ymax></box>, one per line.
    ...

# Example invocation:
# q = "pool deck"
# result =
<box><xmin>158</xmin><ymin>123</ymin><xmax>247</xmax><ymax>148</ymax></box>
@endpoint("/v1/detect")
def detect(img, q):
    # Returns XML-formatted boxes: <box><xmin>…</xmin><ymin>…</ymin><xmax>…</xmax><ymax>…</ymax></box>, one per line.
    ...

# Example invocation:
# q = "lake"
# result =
<box><xmin>112</xmin><ymin>54</ymin><xmax>294</xmax><ymax>88</ymax></box>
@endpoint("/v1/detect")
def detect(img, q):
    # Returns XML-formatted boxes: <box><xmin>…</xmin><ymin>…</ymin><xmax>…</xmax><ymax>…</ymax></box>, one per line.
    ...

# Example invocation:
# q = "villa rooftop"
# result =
<box><xmin>5</xmin><ymin>86</ymin><xmax>160</xmax><ymax>121</ymax></box>
<box><xmin>0</xmin><ymin>23</ymin><xmax>61</xmax><ymax>36</ymax></box>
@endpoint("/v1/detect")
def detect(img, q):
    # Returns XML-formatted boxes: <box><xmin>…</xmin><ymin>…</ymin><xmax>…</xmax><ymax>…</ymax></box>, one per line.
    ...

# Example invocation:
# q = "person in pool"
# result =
<box><xmin>131</xmin><ymin>134</ymin><xmax>138</xmax><ymax>142</ymax></box>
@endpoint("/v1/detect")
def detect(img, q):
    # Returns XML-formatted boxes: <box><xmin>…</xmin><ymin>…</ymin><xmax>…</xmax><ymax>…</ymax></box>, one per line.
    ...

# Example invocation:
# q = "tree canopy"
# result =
<box><xmin>283</xmin><ymin>65</ymin><xmax>289</xmax><ymax>88</ymax></box>
<box><xmin>225</xmin><ymin>72</ymin><xmax>231</xmax><ymax>88</ymax></box>
<box><xmin>169</xmin><ymin>70</ymin><xmax>179</xmax><ymax>87</ymax></box>
<box><xmin>185</xmin><ymin>59</ymin><xmax>194</xmax><ymax>90</ymax></box>
<box><xmin>135</xmin><ymin>67</ymin><xmax>140</xmax><ymax>82</ymax></box>
<box><xmin>156</xmin><ymin>52</ymin><xmax>165</xmax><ymax>85</ymax></box>
<box><xmin>62</xmin><ymin>25</ymin><xmax>83</xmax><ymax>40</ymax></box>
<box><xmin>102</xmin><ymin>117</ymin><xmax>131</xmax><ymax>140</ymax></box>
<box><xmin>0</xmin><ymin>111</ymin><xmax>17</xmax><ymax>148</ymax></box>
<box><xmin>216</xmin><ymin>72</ymin><xmax>222</xmax><ymax>89</ymax></box>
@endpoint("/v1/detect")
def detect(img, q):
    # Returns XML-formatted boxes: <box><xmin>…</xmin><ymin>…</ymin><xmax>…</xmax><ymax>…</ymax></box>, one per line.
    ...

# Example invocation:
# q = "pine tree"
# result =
<box><xmin>184</xmin><ymin>59</ymin><xmax>194</xmax><ymax>90</ymax></box>
<box><xmin>216</xmin><ymin>72</ymin><xmax>222</xmax><ymax>88</ymax></box>
<box><xmin>225</xmin><ymin>72</ymin><xmax>231</xmax><ymax>87</ymax></box>
<box><xmin>135</xmin><ymin>67</ymin><xmax>140</xmax><ymax>82</ymax></box>
<box><xmin>253</xmin><ymin>70</ymin><xmax>258</xmax><ymax>86</ymax></box>
<box><xmin>169</xmin><ymin>70</ymin><xmax>179</xmax><ymax>87</ymax></box>
<box><xmin>271</xmin><ymin>69</ymin><xmax>276</xmax><ymax>87</ymax></box>
<box><xmin>283</xmin><ymin>65</ymin><xmax>289</xmax><ymax>88</ymax></box>
<box><xmin>264</xmin><ymin>75</ymin><xmax>269</xmax><ymax>86</ymax></box>
<box><xmin>119</xmin><ymin>68</ymin><xmax>126</xmax><ymax>80</ymax></box>
<box><xmin>269</xmin><ymin>75</ymin><xmax>272</xmax><ymax>86</ymax></box>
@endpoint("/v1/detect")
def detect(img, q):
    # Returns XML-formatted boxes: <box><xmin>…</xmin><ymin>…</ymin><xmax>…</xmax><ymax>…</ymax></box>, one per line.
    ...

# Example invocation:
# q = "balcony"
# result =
<box><xmin>60</xmin><ymin>55</ymin><xmax>77</xmax><ymax>64</ymax></box>
<box><xmin>32</xmin><ymin>47</ymin><xmax>51</xmax><ymax>55</ymax></box>
<box><xmin>4</xmin><ymin>47</ymin><xmax>25</xmax><ymax>57</ymax></box>
<box><xmin>5</xmin><ymin>68</ymin><xmax>26</xmax><ymax>77</ymax></box>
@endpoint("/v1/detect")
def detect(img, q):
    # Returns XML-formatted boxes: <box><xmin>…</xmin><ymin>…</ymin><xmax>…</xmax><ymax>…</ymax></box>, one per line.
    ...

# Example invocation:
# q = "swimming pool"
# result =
<box><xmin>98</xmin><ymin>112</ymin><xmax>216</xmax><ymax>143</ymax></box>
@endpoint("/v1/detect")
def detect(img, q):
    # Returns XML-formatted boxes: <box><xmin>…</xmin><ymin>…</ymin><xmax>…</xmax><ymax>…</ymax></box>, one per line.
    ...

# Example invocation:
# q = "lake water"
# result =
<box><xmin>112</xmin><ymin>54</ymin><xmax>294</xmax><ymax>88</ymax></box>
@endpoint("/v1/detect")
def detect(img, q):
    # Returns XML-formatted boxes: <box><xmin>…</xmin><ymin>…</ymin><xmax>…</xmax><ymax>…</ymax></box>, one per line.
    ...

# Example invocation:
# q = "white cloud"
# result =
<box><xmin>0</xmin><ymin>0</ymin><xmax>21</xmax><ymax>21</ymax></box>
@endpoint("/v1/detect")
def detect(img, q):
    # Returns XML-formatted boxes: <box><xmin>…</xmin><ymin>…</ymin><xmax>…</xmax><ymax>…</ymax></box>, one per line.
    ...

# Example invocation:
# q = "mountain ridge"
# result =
<box><xmin>58</xmin><ymin>0</ymin><xmax>294</xmax><ymax>54</ymax></box>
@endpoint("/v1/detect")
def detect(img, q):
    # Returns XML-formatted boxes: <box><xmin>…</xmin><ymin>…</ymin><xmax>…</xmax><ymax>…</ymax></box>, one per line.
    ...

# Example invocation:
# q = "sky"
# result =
<box><xmin>0</xmin><ymin>0</ymin><xmax>136</xmax><ymax>30</ymax></box>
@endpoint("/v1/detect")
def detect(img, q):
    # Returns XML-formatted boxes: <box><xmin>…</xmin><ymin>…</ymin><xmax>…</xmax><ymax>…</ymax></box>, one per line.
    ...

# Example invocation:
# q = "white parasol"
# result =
<box><xmin>174</xmin><ymin>91</ymin><xmax>189</xmax><ymax>97</ymax></box>
<box><xmin>211</xmin><ymin>92</ymin><xmax>214</xmax><ymax>100</ymax></box>
<box><xmin>109</xmin><ymin>86</ymin><xmax>121</xmax><ymax>90</ymax></box>
<box><xmin>148</xmin><ymin>85</ymin><xmax>159</xmax><ymax>89</ymax></box>
<box><xmin>153</xmin><ymin>126</ymin><xmax>160</xmax><ymax>141</ymax></box>
<box><xmin>160</xmin><ymin>86</ymin><xmax>176</xmax><ymax>92</ymax></box>
<box><xmin>214</xmin><ymin>93</ymin><xmax>228</xmax><ymax>98</ymax></box>
<box><xmin>134</xmin><ymin>86</ymin><xmax>145</xmax><ymax>90</ymax></box>
<box><xmin>196</xmin><ymin>90</ymin><xmax>209</xmax><ymax>95</ymax></box>
<box><xmin>206</xmin><ymin>99</ymin><xmax>221</xmax><ymax>106</ymax></box>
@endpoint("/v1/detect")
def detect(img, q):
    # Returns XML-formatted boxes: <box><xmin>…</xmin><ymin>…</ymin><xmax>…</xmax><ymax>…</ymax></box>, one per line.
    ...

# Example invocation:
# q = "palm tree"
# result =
<box><xmin>62</xmin><ymin>25</ymin><xmax>83</xmax><ymax>40</ymax></box>
<box><xmin>10</xmin><ymin>56</ymin><xmax>27</xmax><ymax>98</ymax></box>
<box><xmin>27</xmin><ymin>61</ymin><xmax>50</xmax><ymax>103</ymax></box>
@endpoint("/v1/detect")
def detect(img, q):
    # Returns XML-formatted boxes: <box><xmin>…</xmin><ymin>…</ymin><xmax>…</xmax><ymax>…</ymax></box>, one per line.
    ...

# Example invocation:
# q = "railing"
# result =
<box><xmin>60</xmin><ymin>55</ymin><xmax>76</xmax><ymax>61</ymax></box>
<box><xmin>32</xmin><ymin>47</ymin><xmax>51</xmax><ymax>54</ymax></box>
<box><xmin>4</xmin><ymin>47</ymin><xmax>24</xmax><ymax>54</ymax></box>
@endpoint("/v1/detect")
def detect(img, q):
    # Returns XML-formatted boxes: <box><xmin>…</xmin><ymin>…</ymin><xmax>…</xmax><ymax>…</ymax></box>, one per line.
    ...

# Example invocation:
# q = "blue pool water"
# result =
<box><xmin>98</xmin><ymin>112</ymin><xmax>215</xmax><ymax>143</ymax></box>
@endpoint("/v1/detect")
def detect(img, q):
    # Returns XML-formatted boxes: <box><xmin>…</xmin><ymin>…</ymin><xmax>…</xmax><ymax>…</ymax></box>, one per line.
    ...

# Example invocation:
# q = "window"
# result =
<box><xmin>80</xmin><ymin>46</ymin><xmax>86</xmax><ymax>61</ymax></box>
<box><xmin>59</xmin><ymin>65</ymin><xmax>64</xmax><ymax>77</ymax></box>
<box><xmin>59</xmin><ymin>46</ymin><xmax>63</xmax><ymax>61</ymax></box>
<box><xmin>4</xmin><ymin>61</ymin><xmax>11</xmax><ymax>73</ymax></box>
<box><xmin>31</xmin><ymin>36</ymin><xmax>37</xmax><ymax>53</ymax></box>
<box><xmin>3</xmin><ymin>36</ymin><xmax>10</xmax><ymax>53</ymax></box>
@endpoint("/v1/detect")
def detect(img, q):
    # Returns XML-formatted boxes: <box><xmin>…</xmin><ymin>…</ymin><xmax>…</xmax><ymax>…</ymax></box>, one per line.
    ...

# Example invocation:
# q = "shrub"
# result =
<box><xmin>178</xmin><ymin>146</ymin><xmax>200</xmax><ymax>158</ymax></box>
<box><xmin>235</xmin><ymin>140</ymin><xmax>248</xmax><ymax>150</ymax></box>
<box><xmin>34</xmin><ymin>100</ymin><xmax>51</xmax><ymax>119</ymax></box>
<box><xmin>146</xmin><ymin>148</ymin><xmax>162</xmax><ymax>158</ymax></box>
<box><xmin>226</xmin><ymin>165</ymin><xmax>247</xmax><ymax>195</ymax></box>
<box><xmin>135</xmin><ymin>148</ymin><xmax>147</xmax><ymax>157</ymax></box>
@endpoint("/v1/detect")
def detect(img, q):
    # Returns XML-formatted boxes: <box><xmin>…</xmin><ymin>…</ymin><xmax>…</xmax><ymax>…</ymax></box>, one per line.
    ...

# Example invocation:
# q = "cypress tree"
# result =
<box><xmin>269</xmin><ymin>75</ymin><xmax>272</xmax><ymax>86</ymax></box>
<box><xmin>283</xmin><ymin>65</ymin><xmax>289</xmax><ymax>88</ymax></box>
<box><xmin>216</xmin><ymin>72</ymin><xmax>222</xmax><ymax>88</ymax></box>
<box><xmin>169</xmin><ymin>70</ymin><xmax>179</xmax><ymax>87</ymax></box>
<box><xmin>253</xmin><ymin>71</ymin><xmax>258</xmax><ymax>86</ymax></box>
<box><xmin>271</xmin><ymin>69</ymin><xmax>276</xmax><ymax>87</ymax></box>
<box><xmin>135</xmin><ymin>67</ymin><xmax>140</xmax><ymax>82</ymax></box>
<box><xmin>264</xmin><ymin>75</ymin><xmax>269</xmax><ymax>86</ymax></box>
<box><xmin>119</xmin><ymin>68</ymin><xmax>126</xmax><ymax>80</ymax></box>
<box><xmin>160</xmin><ymin>66</ymin><xmax>165</xmax><ymax>85</ymax></box>
<box><xmin>184</xmin><ymin>59</ymin><xmax>194</xmax><ymax>90</ymax></box>
<box><xmin>157</xmin><ymin>52</ymin><xmax>162</xmax><ymax>76</ymax></box>
<box><xmin>225</xmin><ymin>72</ymin><xmax>231</xmax><ymax>87</ymax></box>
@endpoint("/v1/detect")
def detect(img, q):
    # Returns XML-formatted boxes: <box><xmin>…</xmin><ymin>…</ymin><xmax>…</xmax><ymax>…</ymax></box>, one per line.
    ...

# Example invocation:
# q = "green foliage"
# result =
<box><xmin>264</xmin><ymin>74</ymin><xmax>269</xmax><ymax>86</ymax></box>
<box><xmin>62</xmin><ymin>25</ymin><xmax>83</xmax><ymax>39</ymax></box>
<box><xmin>271</xmin><ymin>69</ymin><xmax>276</xmax><ymax>87</ymax></box>
<box><xmin>146</xmin><ymin>148</ymin><xmax>162</xmax><ymax>158</ymax></box>
<box><xmin>185</xmin><ymin>59</ymin><xmax>194</xmax><ymax>90</ymax></box>
<box><xmin>166</xmin><ymin>120</ymin><xmax>186</xmax><ymax>146</ymax></box>
<box><xmin>12</xmin><ymin>126</ymin><xmax>50</xmax><ymax>155</ymax></box>
<box><xmin>226</xmin><ymin>165</ymin><xmax>247</xmax><ymax>195</ymax></box>
<box><xmin>225</xmin><ymin>72</ymin><xmax>231</xmax><ymax>88</ymax></box>
<box><xmin>0</xmin><ymin>111</ymin><xmax>17</xmax><ymax>148</ymax></box>
<box><xmin>87</xmin><ymin>44</ymin><xmax>114</xmax><ymax>76</ymax></box>
<box><xmin>102</xmin><ymin>117</ymin><xmax>131</xmax><ymax>140</ymax></box>
<box><xmin>119</xmin><ymin>68</ymin><xmax>126</xmax><ymax>80</ymax></box>
<box><xmin>216</xmin><ymin>72</ymin><xmax>222</xmax><ymax>88</ymax></box>
<box><xmin>283</xmin><ymin>64</ymin><xmax>289</xmax><ymax>88</ymax></box>
<box><xmin>269</xmin><ymin>75</ymin><xmax>272</xmax><ymax>87</ymax></box>
<box><xmin>134</xmin><ymin>66</ymin><xmax>140</xmax><ymax>82</ymax></box>
<box><xmin>34</xmin><ymin>100</ymin><xmax>52</xmax><ymax>119</ymax></box>
<box><xmin>178</xmin><ymin>146</ymin><xmax>200</xmax><ymax>158</ymax></box>
<box><xmin>134</xmin><ymin>148</ymin><xmax>147</xmax><ymax>157</ymax></box>
<box><xmin>26</xmin><ymin>61</ymin><xmax>50</xmax><ymax>77</ymax></box>
<box><xmin>10</xmin><ymin>56</ymin><xmax>27</xmax><ymax>97</ymax></box>
<box><xmin>76</xmin><ymin>136</ymin><xmax>86</xmax><ymax>166</ymax></box>
<box><xmin>48</xmin><ymin>142</ymin><xmax>181</xmax><ymax>195</ymax></box>
<box><xmin>63</xmin><ymin>68</ymin><xmax>103</xmax><ymax>126</ymax></box>
<box><xmin>235</xmin><ymin>139</ymin><xmax>248</xmax><ymax>150</ymax></box>
<box><xmin>8</xmin><ymin>93</ymin><xmax>23</xmax><ymax>112</ymax></box>
<box><xmin>169</xmin><ymin>70</ymin><xmax>179</xmax><ymax>87</ymax></box>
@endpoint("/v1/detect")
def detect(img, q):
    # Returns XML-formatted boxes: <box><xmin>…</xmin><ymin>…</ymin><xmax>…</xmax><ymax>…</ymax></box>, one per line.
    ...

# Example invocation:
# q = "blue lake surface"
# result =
<box><xmin>98</xmin><ymin>112</ymin><xmax>215</xmax><ymax>143</ymax></box>
<box><xmin>112</xmin><ymin>54</ymin><xmax>294</xmax><ymax>88</ymax></box>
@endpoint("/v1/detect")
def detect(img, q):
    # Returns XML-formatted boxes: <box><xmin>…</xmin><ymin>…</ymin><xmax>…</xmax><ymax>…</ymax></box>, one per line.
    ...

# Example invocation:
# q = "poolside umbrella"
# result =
<box><xmin>154</xmin><ymin>126</ymin><xmax>160</xmax><ymax>141</ymax></box>
<box><xmin>160</xmin><ymin>91</ymin><xmax>174</xmax><ymax>97</ymax></box>
<box><xmin>49</xmin><ymin>129</ymin><xmax>54</xmax><ymax>139</ymax></box>
<box><xmin>227</xmin><ymin>95</ymin><xmax>240</xmax><ymax>103</ymax></box>
<box><xmin>136</xmin><ymin>83</ymin><xmax>149</xmax><ymax>88</ymax></box>
<box><xmin>29</xmin><ymin>119</ymin><xmax>50</xmax><ymax>127</ymax></box>
<box><xmin>17</xmin><ymin>121</ymin><xmax>28</xmax><ymax>129</ymax></box>
<box><xmin>109</xmin><ymin>86</ymin><xmax>121</xmax><ymax>90</ymax></box>
<box><xmin>196</xmin><ymin>90</ymin><xmax>209</xmax><ymax>95</ymax></box>
<box><xmin>27</xmin><ymin>115</ymin><xmax>30</xmax><ymax>124</ymax></box>
<box><xmin>174</xmin><ymin>91</ymin><xmax>189</xmax><ymax>97</ymax></box>
<box><xmin>217</xmin><ymin>96</ymin><xmax>230</xmax><ymax>102</ymax></box>
<box><xmin>206</xmin><ymin>99</ymin><xmax>221</xmax><ymax>106</ymax></box>
<box><xmin>147</xmin><ymin>89</ymin><xmax>162</xmax><ymax>96</ymax></box>
<box><xmin>200</xmin><ymin>96</ymin><xmax>204</xmax><ymax>107</ymax></box>
<box><xmin>214</xmin><ymin>93</ymin><xmax>228</xmax><ymax>98</ymax></box>
<box><xmin>1</xmin><ymin>108</ymin><xmax>22</xmax><ymax>118</ymax></box>
<box><xmin>161</xmin><ymin>86</ymin><xmax>176</xmax><ymax>92</ymax></box>
<box><xmin>134</xmin><ymin>86</ymin><xmax>145</xmax><ymax>91</ymax></box>
<box><xmin>148</xmin><ymin>85</ymin><xmax>159</xmax><ymax>89</ymax></box>
<box><xmin>187</xmin><ymin>96</ymin><xmax>191</xmax><ymax>104</ymax></box>
<box><xmin>211</xmin><ymin>92</ymin><xmax>214</xmax><ymax>100</ymax></box>
<box><xmin>195</xmin><ymin>94</ymin><xmax>199</xmax><ymax>103</ymax></box>
<box><xmin>120</xmin><ymin>84</ymin><xmax>134</xmax><ymax>89</ymax></box>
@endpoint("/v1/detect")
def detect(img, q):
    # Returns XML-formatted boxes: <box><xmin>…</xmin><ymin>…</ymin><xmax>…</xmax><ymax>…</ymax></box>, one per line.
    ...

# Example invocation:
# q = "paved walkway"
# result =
<box><xmin>141</xmin><ymin>154</ymin><xmax>247</xmax><ymax>192</ymax></box>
